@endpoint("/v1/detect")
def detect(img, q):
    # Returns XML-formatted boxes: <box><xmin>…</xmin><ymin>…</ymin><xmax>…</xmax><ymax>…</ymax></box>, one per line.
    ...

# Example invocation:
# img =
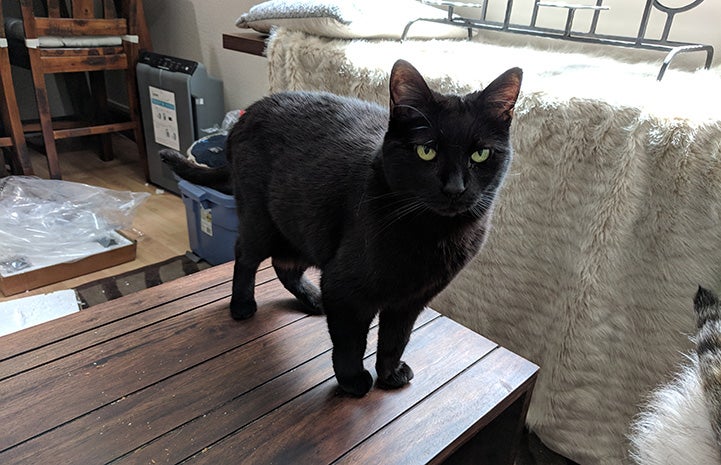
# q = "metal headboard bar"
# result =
<box><xmin>406</xmin><ymin>0</ymin><xmax>714</xmax><ymax>80</ymax></box>
<box><xmin>588</xmin><ymin>0</ymin><xmax>604</xmax><ymax>34</ymax></box>
<box><xmin>530</xmin><ymin>0</ymin><xmax>540</xmax><ymax>28</ymax></box>
<box><xmin>502</xmin><ymin>0</ymin><xmax>513</xmax><ymax>30</ymax></box>
<box><xmin>480</xmin><ymin>0</ymin><xmax>490</xmax><ymax>21</ymax></box>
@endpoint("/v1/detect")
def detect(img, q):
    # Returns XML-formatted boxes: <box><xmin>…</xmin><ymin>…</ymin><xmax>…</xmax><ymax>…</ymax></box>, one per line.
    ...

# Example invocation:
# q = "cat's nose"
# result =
<box><xmin>441</xmin><ymin>177</ymin><xmax>466</xmax><ymax>199</ymax></box>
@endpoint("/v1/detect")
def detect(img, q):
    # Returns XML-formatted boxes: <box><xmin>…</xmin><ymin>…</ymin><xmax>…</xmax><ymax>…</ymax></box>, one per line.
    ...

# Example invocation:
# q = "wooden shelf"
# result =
<box><xmin>222</xmin><ymin>32</ymin><xmax>268</xmax><ymax>57</ymax></box>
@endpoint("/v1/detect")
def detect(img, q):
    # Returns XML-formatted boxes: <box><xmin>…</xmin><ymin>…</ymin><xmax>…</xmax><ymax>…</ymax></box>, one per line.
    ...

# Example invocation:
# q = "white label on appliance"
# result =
<box><xmin>200</xmin><ymin>207</ymin><xmax>213</xmax><ymax>236</ymax></box>
<box><xmin>149</xmin><ymin>86</ymin><xmax>180</xmax><ymax>151</ymax></box>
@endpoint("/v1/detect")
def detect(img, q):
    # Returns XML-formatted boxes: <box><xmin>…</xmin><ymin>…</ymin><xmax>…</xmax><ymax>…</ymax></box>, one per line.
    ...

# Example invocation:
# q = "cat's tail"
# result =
<box><xmin>694</xmin><ymin>286</ymin><xmax>721</xmax><ymax>449</ymax></box>
<box><xmin>159</xmin><ymin>149</ymin><xmax>233</xmax><ymax>195</ymax></box>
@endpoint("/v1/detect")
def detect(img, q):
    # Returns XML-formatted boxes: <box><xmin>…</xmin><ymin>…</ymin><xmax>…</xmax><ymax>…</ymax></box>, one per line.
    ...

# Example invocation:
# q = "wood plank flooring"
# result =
<box><xmin>0</xmin><ymin>136</ymin><xmax>189</xmax><ymax>303</ymax></box>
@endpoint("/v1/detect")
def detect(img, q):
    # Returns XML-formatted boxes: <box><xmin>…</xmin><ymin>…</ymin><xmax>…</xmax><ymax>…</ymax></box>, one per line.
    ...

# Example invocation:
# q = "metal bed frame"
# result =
<box><xmin>402</xmin><ymin>0</ymin><xmax>714</xmax><ymax>80</ymax></box>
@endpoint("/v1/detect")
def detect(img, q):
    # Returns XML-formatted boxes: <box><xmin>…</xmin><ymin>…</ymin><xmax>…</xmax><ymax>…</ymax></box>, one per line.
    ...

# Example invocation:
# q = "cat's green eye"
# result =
<box><xmin>471</xmin><ymin>148</ymin><xmax>491</xmax><ymax>163</ymax></box>
<box><xmin>415</xmin><ymin>145</ymin><xmax>437</xmax><ymax>161</ymax></box>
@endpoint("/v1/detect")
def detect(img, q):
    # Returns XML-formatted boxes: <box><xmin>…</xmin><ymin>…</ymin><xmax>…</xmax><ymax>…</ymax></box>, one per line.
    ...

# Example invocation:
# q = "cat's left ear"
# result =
<box><xmin>481</xmin><ymin>67</ymin><xmax>523</xmax><ymax>122</ymax></box>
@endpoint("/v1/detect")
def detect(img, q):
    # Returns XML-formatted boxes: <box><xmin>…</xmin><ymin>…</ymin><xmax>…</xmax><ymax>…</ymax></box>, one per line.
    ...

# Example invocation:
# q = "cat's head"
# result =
<box><xmin>381</xmin><ymin>60</ymin><xmax>522</xmax><ymax>218</ymax></box>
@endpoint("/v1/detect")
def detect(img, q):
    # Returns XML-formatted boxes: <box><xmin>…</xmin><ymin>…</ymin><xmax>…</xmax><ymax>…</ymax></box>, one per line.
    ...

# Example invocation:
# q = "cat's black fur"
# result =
<box><xmin>161</xmin><ymin>60</ymin><xmax>522</xmax><ymax>396</ymax></box>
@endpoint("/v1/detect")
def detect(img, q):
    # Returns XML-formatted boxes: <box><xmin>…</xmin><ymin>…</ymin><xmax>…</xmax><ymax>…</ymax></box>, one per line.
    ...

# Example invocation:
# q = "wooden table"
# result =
<box><xmin>0</xmin><ymin>262</ymin><xmax>538</xmax><ymax>464</ymax></box>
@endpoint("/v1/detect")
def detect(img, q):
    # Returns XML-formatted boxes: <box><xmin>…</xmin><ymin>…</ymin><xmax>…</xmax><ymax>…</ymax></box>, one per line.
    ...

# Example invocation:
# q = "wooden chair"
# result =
<box><xmin>0</xmin><ymin>5</ymin><xmax>33</xmax><ymax>175</ymax></box>
<box><xmin>6</xmin><ymin>0</ymin><xmax>148</xmax><ymax>180</ymax></box>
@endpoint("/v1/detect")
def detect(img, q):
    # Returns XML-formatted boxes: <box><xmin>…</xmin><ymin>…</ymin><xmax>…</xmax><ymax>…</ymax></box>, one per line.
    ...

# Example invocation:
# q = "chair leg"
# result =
<box><xmin>27</xmin><ymin>50</ymin><xmax>61</xmax><ymax>179</ymax></box>
<box><xmin>0</xmin><ymin>148</ymin><xmax>8</xmax><ymax>176</ymax></box>
<box><xmin>124</xmin><ymin>42</ymin><xmax>149</xmax><ymax>181</ymax></box>
<box><xmin>88</xmin><ymin>70</ymin><xmax>114</xmax><ymax>162</ymax></box>
<box><xmin>0</xmin><ymin>49</ymin><xmax>33</xmax><ymax>175</ymax></box>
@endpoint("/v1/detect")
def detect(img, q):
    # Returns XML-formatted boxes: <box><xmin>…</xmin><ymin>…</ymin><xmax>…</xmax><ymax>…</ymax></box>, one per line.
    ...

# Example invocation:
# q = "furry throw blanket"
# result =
<box><xmin>266</xmin><ymin>28</ymin><xmax>721</xmax><ymax>465</ymax></box>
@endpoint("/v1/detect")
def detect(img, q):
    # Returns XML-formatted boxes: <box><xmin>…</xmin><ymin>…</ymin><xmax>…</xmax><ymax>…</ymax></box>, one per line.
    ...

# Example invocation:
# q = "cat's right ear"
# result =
<box><xmin>481</xmin><ymin>67</ymin><xmax>523</xmax><ymax>122</ymax></box>
<box><xmin>389</xmin><ymin>60</ymin><xmax>434</xmax><ymax>115</ymax></box>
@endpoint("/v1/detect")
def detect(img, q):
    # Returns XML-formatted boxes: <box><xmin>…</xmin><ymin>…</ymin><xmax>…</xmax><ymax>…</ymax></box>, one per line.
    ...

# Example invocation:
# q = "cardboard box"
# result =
<box><xmin>0</xmin><ymin>231</ymin><xmax>136</xmax><ymax>296</ymax></box>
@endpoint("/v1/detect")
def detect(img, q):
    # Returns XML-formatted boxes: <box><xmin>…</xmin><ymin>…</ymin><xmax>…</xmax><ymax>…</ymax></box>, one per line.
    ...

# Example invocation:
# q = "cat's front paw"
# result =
<box><xmin>377</xmin><ymin>361</ymin><xmax>414</xmax><ymax>390</ymax></box>
<box><xmin>229</xmin><ymin>299</ymin><xmax>257</xmax><ymax>320</ymax></box>
<box><xmin>336</xmin><ymin>369</ymin><xmax>374</xmax><ymax>397</ymax></box>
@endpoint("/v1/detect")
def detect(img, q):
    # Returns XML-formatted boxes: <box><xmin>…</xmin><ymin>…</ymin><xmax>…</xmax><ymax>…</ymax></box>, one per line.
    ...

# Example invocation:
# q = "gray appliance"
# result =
<box><xmin>137</xmin><ymin>51</ymin><xmax>224</xmax><ymax>194</ymax></box>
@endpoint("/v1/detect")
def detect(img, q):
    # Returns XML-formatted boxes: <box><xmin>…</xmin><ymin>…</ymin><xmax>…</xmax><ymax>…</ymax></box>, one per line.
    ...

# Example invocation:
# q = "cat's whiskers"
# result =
<box><xmin>394</xmin><ymin>104</ymin><xmax>433</xmax><ymax>128</ymax></box>
<box><xmin>373</xmin><ymin>202</ymin><xmax>427</xmax><ymax>239</ymax></box>
<box><xmin>477</xmin><ymin>197</ymin><xmax>495</xmax><ymax>211</ymax></box>
<box><xmin>368</xmin><ymin>197</ymin><xmax>429</xmax><ymax>241</ymax></box>
<box><xmin>369</xmin><ymin>195</ymin><xmax>423</xmax><ymax>220</ymax></box>
<box><xmin>469</xmin><ymin>204</ymin><xmax>487</xmax><ymax>219</ymax></box>
<box><xmin>469</xmin><ymin>194</ymin><xmax>496</xmax><ymax>219</ymax></box>
<box><xmin>359</xmin><ymin>190</ymin><xmax>414</xmax><ymax>205</ymax></box>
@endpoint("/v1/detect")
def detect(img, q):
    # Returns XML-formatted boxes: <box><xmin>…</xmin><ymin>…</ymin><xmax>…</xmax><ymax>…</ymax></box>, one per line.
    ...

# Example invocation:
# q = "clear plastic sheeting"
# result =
<box><xmin>197</xmin><ymin>109</ymin><xmax>243</xmax><ymax>138</ymax></box>
<box><xmin>0</xmin><ymin>176</ymin><xmax>149</xmax><ymax>273</ymax></box>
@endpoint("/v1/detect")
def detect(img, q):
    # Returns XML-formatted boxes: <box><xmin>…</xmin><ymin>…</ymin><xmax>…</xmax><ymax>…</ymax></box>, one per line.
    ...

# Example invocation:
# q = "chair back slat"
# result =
<box><xmin>18</xmin><ymin>0</ymin><xmax>38</xmax><ymax>38</ymax></box>
<box><xmin>18</xmin><ymin>0</ymin><xmax>132</xmax><ymax>38</ymax></box>
<box><xmin>122</xmin><ymin>0</ymin><xmax>138</xmax><ymax>34</ymax></box>
<box><xmin>47</xmin><ymin>0</ymin><xmax>62</xmax><ymax>18</ymax></box>
<box><xmin>104</xmin><ymin>0</ymin><xmax>118</xmax><ymax>19</ymax></box>
<box><xmin>34</xmin><ymin>18</ymin><xmax>127</xmax><ymax>37</ymax></box>
<box><xmin>71</xmin><ymin>0</ymin><xmax>95</xmax><ymax>19</ymax></box>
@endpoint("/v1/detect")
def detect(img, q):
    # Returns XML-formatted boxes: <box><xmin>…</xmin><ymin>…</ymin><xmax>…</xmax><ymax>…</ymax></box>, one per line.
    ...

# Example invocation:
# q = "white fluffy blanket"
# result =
<box><xmin>266</xmin><ymin>28</ymin><xmax>721</xmax><ymax>465</ymax></box>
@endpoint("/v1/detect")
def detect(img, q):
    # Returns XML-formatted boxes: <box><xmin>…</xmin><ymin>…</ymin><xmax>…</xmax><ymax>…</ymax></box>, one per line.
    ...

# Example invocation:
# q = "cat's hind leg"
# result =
<box><xmin>375</xmin><ymin>305</ymin><xmax>424</xmax><ymax>390</ymax></box>
<box><xmin>229</xmin><ymin>220</ymin><xmax>275</xmax><ymax>320</ymax></box>
<box><xmin>272</xmin><ymin>259</ymin><xmax>323</xmax><ymax>315</ymax></box>
<box><xmin>229</xmin><ymin>242</ymin><xmax>262</xmax><ymax>320</ymax></box>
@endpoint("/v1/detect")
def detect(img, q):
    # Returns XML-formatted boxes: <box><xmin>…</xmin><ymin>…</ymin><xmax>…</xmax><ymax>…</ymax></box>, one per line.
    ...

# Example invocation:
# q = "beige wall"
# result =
<box><xmin>143</xmin><ymin>0</ymin><xmax>269</xmax><ymax>113</ymax></box>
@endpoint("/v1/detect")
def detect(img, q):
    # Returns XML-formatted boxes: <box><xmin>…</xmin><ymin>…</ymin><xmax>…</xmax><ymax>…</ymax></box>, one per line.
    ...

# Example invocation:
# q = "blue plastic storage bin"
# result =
<box><xmin>177</xmin><ymin>178</ymin><xmax>238</xmax><ymax>265</ymax></box>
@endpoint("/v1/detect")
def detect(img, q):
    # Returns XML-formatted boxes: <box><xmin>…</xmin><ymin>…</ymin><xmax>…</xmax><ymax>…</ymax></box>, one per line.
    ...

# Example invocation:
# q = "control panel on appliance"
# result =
<box><xmin>138</xmin><ymin>51</ymin><xmax>198</xmax><ymax>75</ymax></box>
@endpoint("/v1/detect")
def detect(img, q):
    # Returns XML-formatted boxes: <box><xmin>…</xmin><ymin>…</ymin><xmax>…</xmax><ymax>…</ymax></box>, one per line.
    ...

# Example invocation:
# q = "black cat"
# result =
<box><xmin>161</xmin><ymin>60</ymin><xmax>522</xmax><ymax>396</ymax></box>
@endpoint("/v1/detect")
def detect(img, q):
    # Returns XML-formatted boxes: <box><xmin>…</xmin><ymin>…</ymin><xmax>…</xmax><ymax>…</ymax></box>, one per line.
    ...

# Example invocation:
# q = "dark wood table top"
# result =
<box><xmin>0</xmin><ymin>261</ymin><xmax>537</xmax><ymax>464</ymax></box>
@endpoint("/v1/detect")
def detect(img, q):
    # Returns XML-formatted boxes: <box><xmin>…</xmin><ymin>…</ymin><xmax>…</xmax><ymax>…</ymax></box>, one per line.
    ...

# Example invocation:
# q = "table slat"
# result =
<box><xmin>186</xmin><ymin>316</ymin><xmax>497</xmax><ymax>465</ymax></box>
<box><xmin>115</xmin><ymin>310</ymin><xmax>441</xmax><ymax>465</ymax></box>
<box><xmin>335</xmin><ymin>347</ymin><xmax>538</xmax><ymax>465</ymax></box>
<box><xmin>0</xmin><ymin>274</ymin><xmax>299</xmax><ymax>451</ymax></box>
<box><xmin>0</xmin><ymin>261</ymin><xmax>258</xmax><ymax>361</ymax></box>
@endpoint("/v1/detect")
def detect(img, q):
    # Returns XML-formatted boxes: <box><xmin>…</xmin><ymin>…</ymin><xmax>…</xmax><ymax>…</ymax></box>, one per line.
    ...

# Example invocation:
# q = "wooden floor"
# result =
<box><xmin>0</xmin><ymin>136</ymin><xmax>189</xmax><ymax>303</ymax></box>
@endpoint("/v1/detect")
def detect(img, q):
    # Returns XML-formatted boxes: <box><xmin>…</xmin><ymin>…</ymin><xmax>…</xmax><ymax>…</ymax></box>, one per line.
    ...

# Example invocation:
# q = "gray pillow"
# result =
<box><xmin>236</xmin><ymin>0</ymin><xmax>467</xmax><ymax>40</ymax></box>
